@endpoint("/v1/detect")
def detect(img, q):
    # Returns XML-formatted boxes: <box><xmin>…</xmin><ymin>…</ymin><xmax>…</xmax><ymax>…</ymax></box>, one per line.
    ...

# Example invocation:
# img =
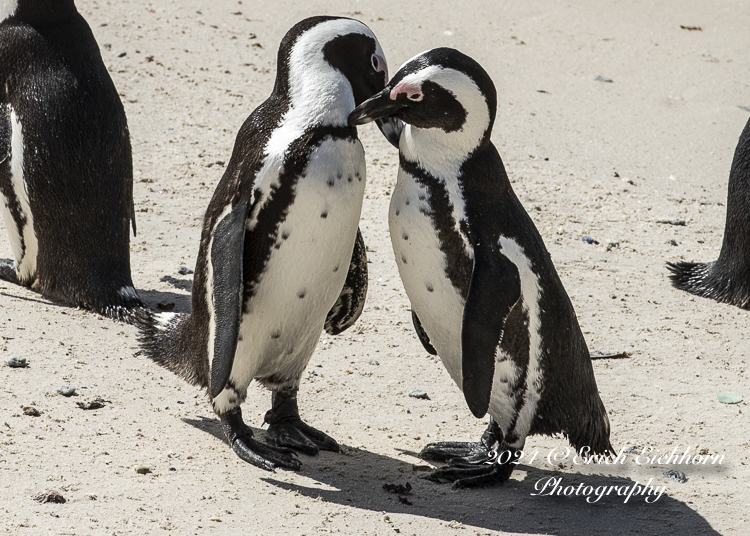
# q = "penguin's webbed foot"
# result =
<box><xmin>220</xmin><ymin>407</ymin><xmax>302</xmax><ymax>472</ymax></box>
<box><xmin>422</xmin><ymin>421</ymin><xmax>520</xmax><ymax>488</ymax></box>
<box><xmin>426</xmin><ymin>460</ymin><xmax>515</xmax><ymax>489</ymax></box>
<box><xmin>264</xmin><ymin>388</ymin><xmax>339</xmax><ymax>456</ymax></box>
<box><xmin>420</xmin><ymin>441</ymin><xmax>493</xmax><ymax>463</ymax></box>
<box><xmin>0</xmin><ymin>259</ymin><xmax>18</xmax><ymax>284</ymax></box>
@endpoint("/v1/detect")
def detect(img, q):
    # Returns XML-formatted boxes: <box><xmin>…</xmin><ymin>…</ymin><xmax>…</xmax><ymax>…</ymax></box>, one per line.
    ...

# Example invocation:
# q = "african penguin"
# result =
<box><xmin>138</xmin><ymin>16</ymin><xmax>396</xmax><ymax>471</ymax></box>
<box><xmin>0</xmin><ymin>0</ymin><xmax>141</xmax><ymax>320</ymax></box>
<box><xmin>349</xmin><ymin>48</ymin><xmax>613</xmax><ymax>487</ymax></box>
<box><xmin>667</xmin><ymin>115</ymin><xmax>750</xmax><ymax>309</ymax></box>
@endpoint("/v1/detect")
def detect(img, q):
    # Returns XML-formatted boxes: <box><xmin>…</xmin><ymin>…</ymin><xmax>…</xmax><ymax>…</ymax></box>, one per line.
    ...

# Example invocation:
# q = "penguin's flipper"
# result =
<box><xmin>411</xmin><ymin>310</ymin><xmax>437</xmax><ymax>355</ymax></box>
<box><xmin>324</xmin><ymin>227</ymin><xmax>368</xmax><ymax>335</ymax></box>
<box><xmin>209</xmin><ymin>196</ymin><xmax>250</xmax><ymax>399</ymax></box>
<box><xmin>461</xmin><ymin>245</ymin><xmax>521</xmax><ymax>418</ymax></box>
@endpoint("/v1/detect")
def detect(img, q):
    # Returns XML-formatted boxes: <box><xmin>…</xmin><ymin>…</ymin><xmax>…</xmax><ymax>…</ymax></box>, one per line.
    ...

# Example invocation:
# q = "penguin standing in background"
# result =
<box><xmin>349</xmin><ymin>48</ymin><xmax>613</xmax><ymax>488</ymax></box>
<box><xmin>138</xmin><ymin>17</ymin><xmax>397</xmax><ymax>471</ymax></box>
<box><xmin>0</xmin><ymin>0</ymin><xmax>141</xmax><ymax>320</ymax></box>
<box><xmin>668</xmin><ymin>116</ymin><xmax>750</xmax><ymax>309</ymax></box>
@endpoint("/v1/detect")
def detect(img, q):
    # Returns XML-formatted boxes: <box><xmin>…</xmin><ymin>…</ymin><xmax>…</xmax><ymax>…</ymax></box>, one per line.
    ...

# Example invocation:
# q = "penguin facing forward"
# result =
<box><xmin>349</xmin><ymin>48</ymin><xmax>613</xmax><ymax>487</ymax></box>
<box><xmin>667</xmin><ymin>116</ymin><xmax>750</xmax><ymax>309</ymax></box>
<box><xmin>0</xmin><ymin>0</ymin><xmax>141</xmax><ymax>320</ymax></box>
<box><xmin>138</xmin><ymin>17</ymin><xmax>397</xmax><ymax>471</ymax></box>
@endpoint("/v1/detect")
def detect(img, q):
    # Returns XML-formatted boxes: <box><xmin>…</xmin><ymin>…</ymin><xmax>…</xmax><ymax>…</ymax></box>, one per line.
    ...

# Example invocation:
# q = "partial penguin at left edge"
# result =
<box><xmin>0</xmin><ymin>0</ymin><xmax>143</xmax><ymax>321</ymax></box>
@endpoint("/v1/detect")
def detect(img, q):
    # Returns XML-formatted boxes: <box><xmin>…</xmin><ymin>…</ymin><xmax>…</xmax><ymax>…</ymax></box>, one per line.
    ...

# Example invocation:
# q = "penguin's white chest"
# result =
<box><xmin>389</xmin><ymin>167</ymin><xmax>467</xmax><ymax>387</ymax></box>
<box><xmin>230</xmin><ymin>137</ymin><xmax>366</xmax><ymax>391</ymax></box>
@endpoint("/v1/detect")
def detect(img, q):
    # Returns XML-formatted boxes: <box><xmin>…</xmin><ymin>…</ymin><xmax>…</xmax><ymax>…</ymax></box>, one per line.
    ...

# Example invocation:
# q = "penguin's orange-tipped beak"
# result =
<box><xmin>349</xmin><ymin>88</ymin><xmax>404</xmax><ymax>147</ymax></box>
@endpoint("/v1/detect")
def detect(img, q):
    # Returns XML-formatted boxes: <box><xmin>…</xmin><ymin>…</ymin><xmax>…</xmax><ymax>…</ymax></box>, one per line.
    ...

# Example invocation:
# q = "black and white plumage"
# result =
<box><xmin>138</xmin><ymin>16</ymin><xmax>394</xmax><ymax>471</ymax></box>
<box><xmin>0</xmin><ymin>0</ymin><xmax>141</xmax><ymax>320</ymax></box>
<box><xmin>667</xmin><ymin>116</ymin><xmax>750</xmax><ymax>309</ymax></box>
<box><xmin>349</xmin><ymin>48</ymin><xmax>613</xmax><ymax>487</ymax></box>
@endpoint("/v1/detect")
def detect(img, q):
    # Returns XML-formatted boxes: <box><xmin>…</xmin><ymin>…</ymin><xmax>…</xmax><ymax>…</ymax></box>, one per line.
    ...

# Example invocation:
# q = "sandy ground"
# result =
<box><xmin>2</xmin><ymin>0</ymin><xmax>750</xmax><ymax>534</ymax></box>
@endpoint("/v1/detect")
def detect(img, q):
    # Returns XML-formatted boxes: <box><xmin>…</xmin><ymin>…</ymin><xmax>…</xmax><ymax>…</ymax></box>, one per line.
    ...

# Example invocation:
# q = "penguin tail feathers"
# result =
<box><xmin>567</xmin><ymin>399</ymin><xmax>615</xmax><ymax>458</ymax></box>
<box><xmin>134</xmin><ymin>308</ymin><xmax>209</xmax><ymax>389</ymax></box>
<box><xmin>667</xmin><ymin>260</ymin><xmax>750</xmax><ymax>309</ymax></box>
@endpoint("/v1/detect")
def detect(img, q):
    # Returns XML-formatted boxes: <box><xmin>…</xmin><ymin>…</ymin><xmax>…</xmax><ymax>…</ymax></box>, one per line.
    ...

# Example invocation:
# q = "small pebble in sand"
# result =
<box><xmin>383</xmin><ymin>482</ymin><xmax>412</xmax><ymax>494</ymax></box>
<box><xmin>622</xmin><ymin>445</ymin><xmax>644</xmax><ymax>454</ymax></box>
<box><xmin>664</xmin><ymin>469</ymin><xmax>688</xmax><ymax>483</ymax></box>
<box><xmin>656</xmin><ymin>217</ymin><xmax>686</xmax><ymax>226</ymax></box>
<box><xmin>178</xmin><ymin>265</ymin><xmax>194</xmax><ymax>275</ymax></box>
<box><xmin>135</xmin><ymin>466</ymin><xmax>152</xmax><ymax>475</ymax></box>
<box><xmin>4</xmin><ymin>356</ymin><xmax>27</xmax><ymax>368</ymax></box>
<box><xmin>580</xmin><ymin>236</ymin><xmax>599</xmax><ymax>245</ymax></box>
<box><xmin>409</xmin><ymin>390</ymin><xmax>430</xmax><ymax>400</ymax></box>
<box><xmin>717</xmin><ymin>392</ymin><xmax>743</xmax><ymax>404</ymax></box>
<box><xmin>22</xmin><ymin>406</ymin><xmax>41</xmax><ymax>417</ymax></box>
<box><xmin>605</xmin><ymin>239</ymin><xmax>620</xmax><ymax>251</ymax></box>
<box><xmin>595</xmin><ymin>75</ymin><xmax>614</xmax><ymax>83</ymax></box>
<box><xmin>368</xmin><ymin>359</ymin><xmax>380</xmax><ymax>365</ymax></box>
<box><xmin>76</xmin><ymin>397</ymin><xmax>108</xmax><ymax>410</ymax></box>
<box><xmin>57</xmin><ymin>386</ymin><xmax>76</xmax><ymax>397</ymax></box>
<box><xmin>667</xmin><ymin>239</ymin><xmax>679</xmax><ymax>246</ymax></box>
<box><xmin>32</xmin><ymin>490</ymin><xmax>66</xmax><ymax>504</ymax></box>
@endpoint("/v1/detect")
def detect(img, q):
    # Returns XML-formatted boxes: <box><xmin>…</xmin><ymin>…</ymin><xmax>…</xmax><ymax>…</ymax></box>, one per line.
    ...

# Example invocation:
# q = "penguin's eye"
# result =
<box><xmin>408</xmin><ymin>93</ymin><xmax>422</xmax><ymax>101</ymax></box>
<box><xmin>371</xmin><ymin>54</ymin><xmax>379</xmax><ymax>71</ymax></box>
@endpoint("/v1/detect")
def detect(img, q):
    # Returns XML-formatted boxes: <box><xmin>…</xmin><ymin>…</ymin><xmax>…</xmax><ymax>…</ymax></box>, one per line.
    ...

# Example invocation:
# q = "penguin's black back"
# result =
<box><xmin>668</xmin><ymin>116</ymin><xmax>750</xmax><ymax>309</ymax></box>
<box><xmin>0</xmin><ymin>2</ymin><xmax>140</xmax><ymax>316</ymax></box>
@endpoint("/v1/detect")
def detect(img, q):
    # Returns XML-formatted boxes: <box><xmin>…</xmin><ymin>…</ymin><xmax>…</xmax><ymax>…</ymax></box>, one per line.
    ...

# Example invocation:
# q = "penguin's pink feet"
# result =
<box><xmin>264</xmin><ymin>388</ymin><xmax>339</xmax><ymax>455</ymax></box>
<box><xmin>220</xmin><ymin>407</ymin><xmax>302</xmax><ymax>471</ymax></box>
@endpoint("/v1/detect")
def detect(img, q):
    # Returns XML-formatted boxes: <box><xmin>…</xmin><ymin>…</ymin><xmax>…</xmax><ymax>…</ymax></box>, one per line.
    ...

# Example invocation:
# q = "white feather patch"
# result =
<box><xmin>0</xmin><ymin>0</ymin><xmax>18</xmax><ymax>22</ymax></box>
<box><xmin>0</xmin><ymin>107</ymin><xmax>38</xmax><ymax>283</ymax></box>
<box><xmin>155</xmin><ymin>312</ymin><xmax>178</xmax><ymax>331</ymax></box>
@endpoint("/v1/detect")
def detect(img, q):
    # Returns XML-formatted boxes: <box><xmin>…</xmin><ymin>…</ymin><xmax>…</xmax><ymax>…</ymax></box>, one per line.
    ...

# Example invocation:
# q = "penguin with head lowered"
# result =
<box><xmin>0</xmin><ymin>0</ymin><xmax>141</xmax><ymax>320</ymax></box>
<box><xmin>349</xmin><ymin>48</ymin><xmax>613</xmax><ymax>487</ymax></box>
<box><xmin>668</xmin><ymin>116</ymin><xmax>750</xmax><ymax>309</ymax></box>
<box><xmin>138</xmin><ymin>16</ymin><xmax>397</xmax><ymax>471</ymax></box>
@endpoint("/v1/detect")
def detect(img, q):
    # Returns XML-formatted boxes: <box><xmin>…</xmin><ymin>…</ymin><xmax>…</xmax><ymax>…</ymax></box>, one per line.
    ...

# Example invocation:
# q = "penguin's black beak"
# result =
<box><xmin>349</xmin><ymin>88</ymin><xmax>404</xmax><ymax>148</ymax></box>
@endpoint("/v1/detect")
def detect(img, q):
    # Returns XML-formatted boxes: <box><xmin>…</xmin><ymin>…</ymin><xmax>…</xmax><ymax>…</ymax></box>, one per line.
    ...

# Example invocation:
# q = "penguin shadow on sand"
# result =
<box><xmin>183</xmin><ymin>417</ymin><xmax>718</xmax><ymax>535</ymax></box>
<box><xmin>137</xmin><ymin>275</ymin><xmax>193</xmax><ymax>315</ymax></box>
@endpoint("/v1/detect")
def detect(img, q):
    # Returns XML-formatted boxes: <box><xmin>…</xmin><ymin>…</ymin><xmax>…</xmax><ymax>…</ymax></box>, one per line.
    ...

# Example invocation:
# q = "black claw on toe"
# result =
<box><xmin>264</xmin><ymin>388</ymin><xmax>340</xmax><ymax>455</ymax></box>
<box><xmin>220</xmin><ymin>407</ymin><xmax>302</xmax><ymax>471</ymax></box>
